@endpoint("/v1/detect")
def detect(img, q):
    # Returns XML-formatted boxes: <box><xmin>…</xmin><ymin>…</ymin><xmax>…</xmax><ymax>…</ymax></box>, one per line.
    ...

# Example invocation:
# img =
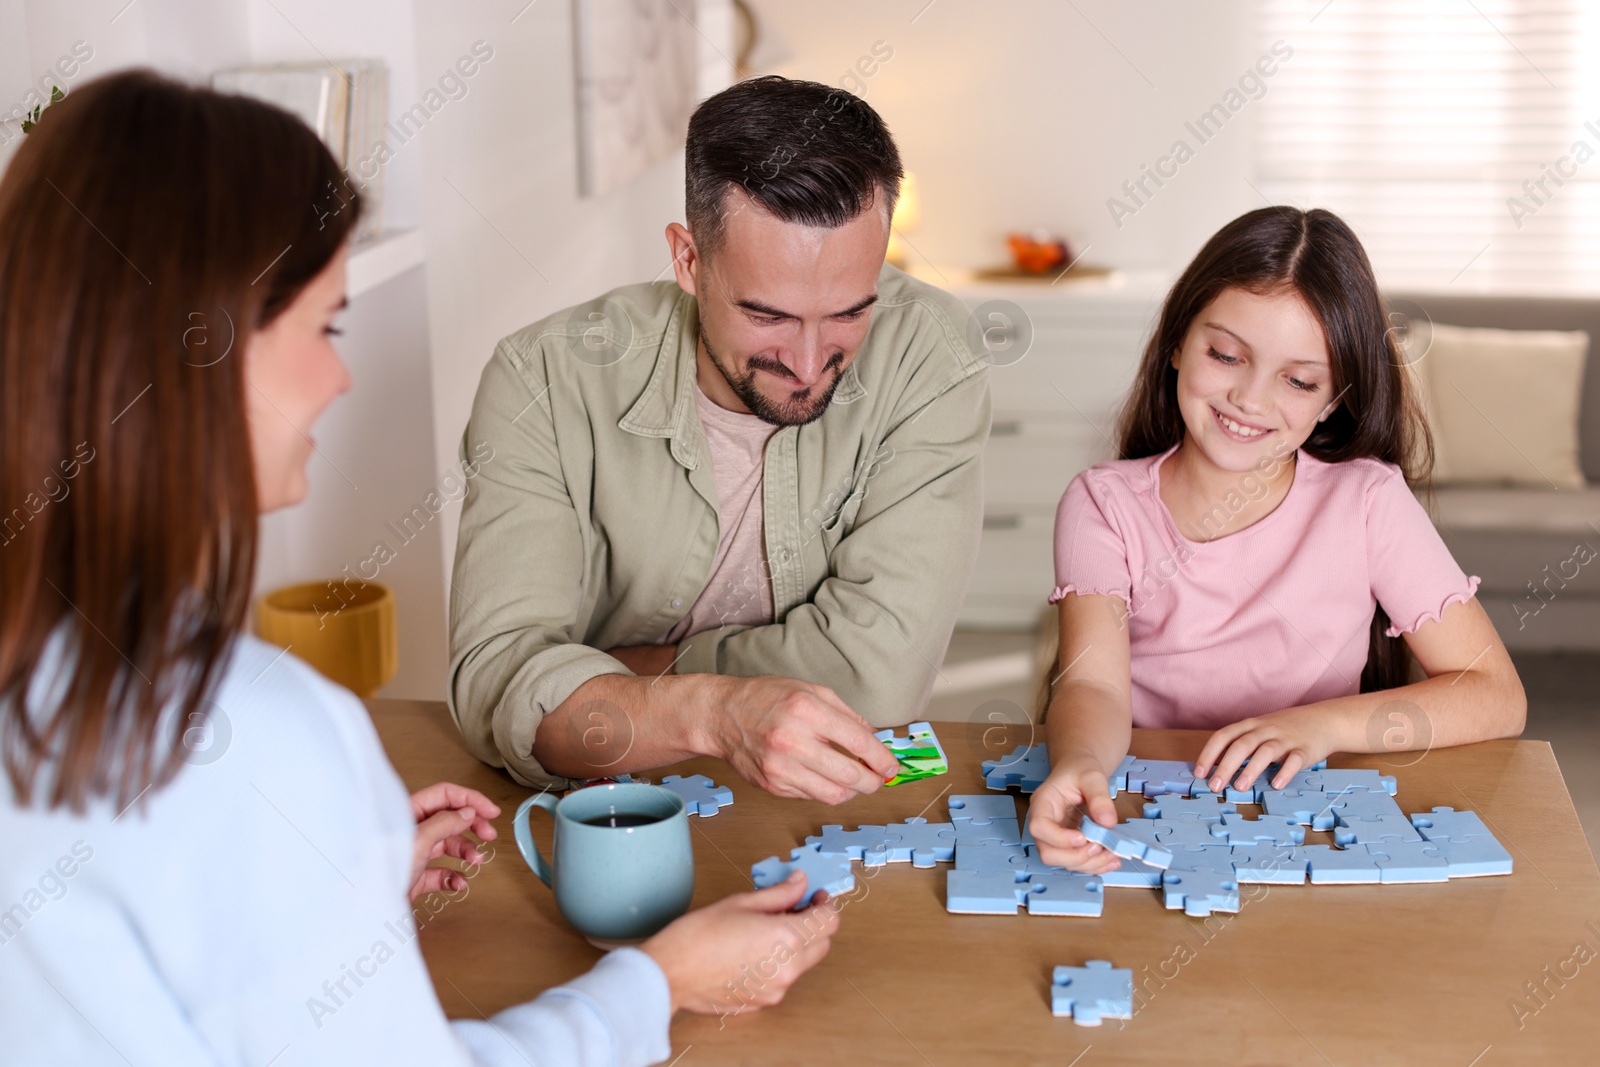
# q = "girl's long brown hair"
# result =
<box><xmin>1</xmin><ymin>70</ymin><xmax>360</xmax><ymax>810</ymax></box>
<box><xmin>1116</xmin><ymin>206</ymin><xmax>1433</xmax><ymax>692</ymax></box>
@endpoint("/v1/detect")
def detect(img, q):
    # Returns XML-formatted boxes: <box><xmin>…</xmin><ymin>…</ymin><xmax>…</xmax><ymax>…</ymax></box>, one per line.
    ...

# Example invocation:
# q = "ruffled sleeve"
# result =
<box><xmin>1364</xmin><ymin>463</ymin><xmax>1481</xmax><ymax>637</ymax></box>
<box><xmin>1049</xmin><ymin>471</ymin><xmax>1133</xmax><ymax>606</ymax></box>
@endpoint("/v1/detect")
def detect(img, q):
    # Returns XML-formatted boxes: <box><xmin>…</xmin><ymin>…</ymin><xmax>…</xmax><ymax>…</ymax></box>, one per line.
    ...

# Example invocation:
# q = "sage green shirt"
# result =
<box><xmin>447</xmin><ymin>263</ymin><xmax>990</xmax><ymax>788</ymax></box>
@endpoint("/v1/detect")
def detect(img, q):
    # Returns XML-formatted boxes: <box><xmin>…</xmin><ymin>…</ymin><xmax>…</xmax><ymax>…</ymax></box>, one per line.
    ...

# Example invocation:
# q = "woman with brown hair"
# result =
<box><xmin>0</xmin><ymin>71</ymin><xmax>836</xmax><ymax>1065</ymax></box>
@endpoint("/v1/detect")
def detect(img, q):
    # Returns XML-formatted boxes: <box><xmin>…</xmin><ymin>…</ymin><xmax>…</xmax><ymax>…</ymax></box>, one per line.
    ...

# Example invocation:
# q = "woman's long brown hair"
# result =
<box><xmin>1116</xmin><ymin>206</ymin><xmax>1433</xmax><ymax>692</ymax></box>
<box><xmin>1</xmin><ymin>71</ymin><xmax>360</xmax><ymax>810</ymax></box>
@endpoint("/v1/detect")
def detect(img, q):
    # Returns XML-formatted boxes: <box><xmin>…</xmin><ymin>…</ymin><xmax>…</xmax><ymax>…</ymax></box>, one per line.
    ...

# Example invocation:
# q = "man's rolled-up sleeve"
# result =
<box><xmin>448</xmin><ymin>339</ymin><xmax>631</xmax><ymax>789</ymax></box>
<box><xmin>677</xmin><ymin>351</ymin><xmax>990</xmax><ymax>728</ymax></box>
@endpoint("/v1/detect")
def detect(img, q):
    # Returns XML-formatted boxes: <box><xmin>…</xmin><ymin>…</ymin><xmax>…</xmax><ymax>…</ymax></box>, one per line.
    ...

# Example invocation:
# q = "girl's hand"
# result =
<box><xmin>409</xmin><ymin>782</ymin><xmax>501</xmax><ymax>901</ymax></box>
<box><xmin>1026</xmin><ymin>761</ymin><xmax>1123</xmax><ymax>874</ymax></box>
<box><xmin>1194</xmin><ymin>707</ymin><xmax>1337</xmax><ymax>795</ymax></box>
<box><xmin>640</xmin><ymin>871</ymin><xmax>840</xmax><ymax>1017</ymax></box>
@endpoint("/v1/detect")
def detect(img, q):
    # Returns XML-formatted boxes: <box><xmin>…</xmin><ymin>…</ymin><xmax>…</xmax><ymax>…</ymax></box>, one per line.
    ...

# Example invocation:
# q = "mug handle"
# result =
<box><xmin>514</xmin><ymin>792</ymin><xmax>561</xmax><ymax>887</ymax></box>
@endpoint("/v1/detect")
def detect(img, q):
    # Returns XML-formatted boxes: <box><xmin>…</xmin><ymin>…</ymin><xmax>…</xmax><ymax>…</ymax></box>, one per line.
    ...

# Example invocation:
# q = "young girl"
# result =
<box><xmin>1029</xmin><ymin>207</ymin><xmax>1526</xmax><ymax>872</ymax></box>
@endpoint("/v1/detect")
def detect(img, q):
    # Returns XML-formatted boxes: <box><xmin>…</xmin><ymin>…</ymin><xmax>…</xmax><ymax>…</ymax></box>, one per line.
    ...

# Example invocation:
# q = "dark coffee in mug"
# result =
<box><xmin>580</xmin><ymin>812</ymin><xmax>663</xmax><ymax>829</ymax></box>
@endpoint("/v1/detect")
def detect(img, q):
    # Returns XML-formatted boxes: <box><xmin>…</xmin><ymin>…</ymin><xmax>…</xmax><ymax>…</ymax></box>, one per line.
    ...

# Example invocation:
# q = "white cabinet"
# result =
<box><xmin>931</xmin><ymin>270</ymin><xmax>1169</xmax><ymax>627</ymax></box>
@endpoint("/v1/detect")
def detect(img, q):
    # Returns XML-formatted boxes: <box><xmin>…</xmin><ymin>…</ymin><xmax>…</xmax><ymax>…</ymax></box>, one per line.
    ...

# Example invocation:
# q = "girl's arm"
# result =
<box><xmin>1030</xmin><ymin>593</ymin><xmax>1135</xmax><ymax>872</ymax></box>
<box><xmin>1196</xmin><ymin>596</ymin><xmax>1526</xmax><ymax>794</ymax></box>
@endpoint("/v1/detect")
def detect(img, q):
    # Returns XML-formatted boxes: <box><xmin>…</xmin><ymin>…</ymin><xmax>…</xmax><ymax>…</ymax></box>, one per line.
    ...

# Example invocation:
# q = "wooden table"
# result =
<box><xmin>369</xmin><ymin>699</ymin><xmax>1600</xmax><ymax>1064</ymax></box>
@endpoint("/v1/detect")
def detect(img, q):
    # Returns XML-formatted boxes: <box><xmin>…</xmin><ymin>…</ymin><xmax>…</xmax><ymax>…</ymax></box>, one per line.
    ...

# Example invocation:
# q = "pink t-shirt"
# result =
<box><xmin>1050</xmin><ymin>445</ymin><xmax>1480</xmax><ymax>730</ymax></box>
<box><xmin>665</xmin><ymin>386</ymin><xmax>778</xmax><ymax>643</ymax></box>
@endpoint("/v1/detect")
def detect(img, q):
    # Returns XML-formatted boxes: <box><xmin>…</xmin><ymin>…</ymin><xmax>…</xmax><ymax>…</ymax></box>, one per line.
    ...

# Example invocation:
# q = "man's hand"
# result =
<box><xmin>704</xmin><ymin>675</ymin><xmax>900</xmax><ymax>805</ymax></box>
<box><xmin>609</xmin><ymin>644</ymin><xmax>682</xmax><ymax>677</ymax></box>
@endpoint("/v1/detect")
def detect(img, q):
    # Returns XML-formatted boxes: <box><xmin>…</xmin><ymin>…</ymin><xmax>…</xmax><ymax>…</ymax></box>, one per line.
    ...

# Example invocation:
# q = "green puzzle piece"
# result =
<box><xmin>877</xmin><ymin>721</ymin><xmax>949</xmax><ymax>786</ymax></box>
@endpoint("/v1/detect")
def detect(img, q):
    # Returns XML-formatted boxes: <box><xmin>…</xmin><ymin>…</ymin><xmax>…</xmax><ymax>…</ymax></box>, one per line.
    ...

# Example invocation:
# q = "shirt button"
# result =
<box><xmin>670</xmin><ymin>598</ymin><xmax>683</xmax><ymax>609</ymax></box>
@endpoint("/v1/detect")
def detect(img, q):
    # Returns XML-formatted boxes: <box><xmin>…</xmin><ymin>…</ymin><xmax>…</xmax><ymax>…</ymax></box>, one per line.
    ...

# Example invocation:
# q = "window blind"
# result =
<box><xmin>1257</xmin><ymin>0</ymin><xmax>1600</xmax><ymax>293</ymax></box>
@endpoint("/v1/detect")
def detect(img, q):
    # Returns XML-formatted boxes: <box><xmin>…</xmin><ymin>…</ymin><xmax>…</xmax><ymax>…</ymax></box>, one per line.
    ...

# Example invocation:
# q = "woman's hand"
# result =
<box><xmin>1195</xmin><ymin>706</ymin><xmax>1338</xmax><ymax>795</ymax></box>
<box><xmin>409</xmin><ymin>782</ymin><xmax>501</xmax><ymax>901</ymax></box>
<box><xmin>1026</xmin><ymin>760</ymin><xmax>1122</xmax><ymax>874</ymax></box>
<box><xmin>640</xmin><ymin>872</ymin><xmax>841</xmax><ymax>1017</ymax></box>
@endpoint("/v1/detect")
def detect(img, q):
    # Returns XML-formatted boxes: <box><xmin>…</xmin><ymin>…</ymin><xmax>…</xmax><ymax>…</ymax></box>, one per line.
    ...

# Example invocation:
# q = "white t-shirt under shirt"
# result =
<box><xmin>665</xmin><ymin>384</ymin><xmax>779</xmax><ymax>643</ymax></box>
<box><xmin>0</xmin><ymin>630</ymin><xmax>671</xmax><ymax>1066</ymax></box>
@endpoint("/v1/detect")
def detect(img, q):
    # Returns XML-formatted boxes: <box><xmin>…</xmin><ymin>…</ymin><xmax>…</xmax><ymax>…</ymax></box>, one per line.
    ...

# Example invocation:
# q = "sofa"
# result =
<box><xmin>1387</xmin><ymin>293</ymin><xmax>1600</xmax><ymax>651</ymax></box>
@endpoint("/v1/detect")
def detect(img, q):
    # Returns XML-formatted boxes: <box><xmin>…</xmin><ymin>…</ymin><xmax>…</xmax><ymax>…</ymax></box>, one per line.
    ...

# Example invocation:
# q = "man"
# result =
<box><xmin>448</xmin><ymin>75</ymin><xmax>990</xmax><ymax>803</ymax></box>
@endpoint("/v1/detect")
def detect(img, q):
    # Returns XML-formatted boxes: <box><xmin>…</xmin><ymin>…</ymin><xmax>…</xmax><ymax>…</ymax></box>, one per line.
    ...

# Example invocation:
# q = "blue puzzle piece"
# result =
<box><xmin>1331</xmin><ymin>813</ymin><xmax>1423</xmax><ymax>847</ymax></box>
<box><xmin>866</xmin><ymin>817</ymin><xmax>957</xmax><ymax>867</ymax></box>
<box><xmin>945</xmin><ymin>869</ymin><xmax>1029</xmax><ymax>914</ymax></box>
<box><xmin>1327</xmin><ymin>789</ymin><xmax>1404</xmax><ymax>824</ymax></box>
<box><xmin>1008</xmin><ymin>844</ymin><xmax>1070</xmax><ymax>878</ymax></box>
<box><xmin>1142</xmin><ymin>793</ymin><xmax>1236</xmax><ymax>821</ymax></box>
<box><xmin>1152</xmin><ymin>819</ymin><xmax>1226</xmax><ymax>850</ymax></box>
<box><xmin>1126</xmin><ymin>758</ymin><xmax>1204</xmax><ymax>798</ymax></box>
<box><xmin>1081</xmin><ymin>819</ymin><xmax>1175</xmax><ymax>869</ymax></box>
<box><xmin>1227</xmin><ymin>843</ymin><xmax>1309</xmax><ymax>884</ymax></box>
<box><xmin>1301</xmin><ymin>844</ymin><xmax>1382</xmax><ymax>884</ymax></box>
<box><xmin>953</xmin><ymin>817</ymin><xmax>1024</xmax><ymax>848</ymax></box>
<box><xmin>1099</xmin><ymin>854</ymin><xmax>1166</xmax><ymax>888</ymax></box>
<box><xmin>1051</xmin><ymin>961</ymin><xmax>1133</xmax><ymax>1025</ymax></box>
<box><xmin>1024</xmin><ymin>871</ymin><xmax>1105</xmax><ymax>916</ymax></box>
<box><xmin>751</xmin><ymin>845</ymin><xmax>854</xmax><ymax>907</ymax></box>
<box><xmin>1408</xmin><ymin>806</ymin><xmax>1496</xmax><ymax>843</ymax></box>
<box><xmin>982</xmin><ymin>743</ymin><xmax>1051</xmax><ymax>792</ymax></box>
<box><xmin>658</xmin><ymin>773</ymin><xmax>734</xmax><ymax>816</ymax></box>
<box><xmin>1366</xmin><ymin>840</ymin><xmax>1449</xmax><ymax>883</ymax></box>
<box><xmin>947</xmin><ymin>795</ymin><xmax>1018</xmax><ymax>823</ymax></box>
<box><xmin>1299</xmin><ymin>769</ymin><xmax>1397</xmax><ymax>796</ymax></box>
<box><xmin>955</xmin><ymin>838</ymin><xmax>1028</xmax><ymax>873</ymax></box>
<box><xmin>803</xmin><ymin>824</ymin><xmax>891</xmax><ymax>860</ymax></box>
<box><xmin>1160</xmin><ymin>866</ymin><xmax>1240</xmax><ymax>916</ymax></box>
<box><xmin>1162</xmin><ymin>843</ymin><xmax>1235</xmax><ymax>872</ymax></box>
<box><xmin>1427</xmin><ymin>835</ymin><xmax>1513</xmax><ymax>877</ymax></box>
<box><xmin>1260</xmin><ymin>788</ymin><xmax>1341</xmax><ymax>831</ymax></box>
<box><xmin>1112</xmin><ymin>818</ymin><xmax>1171</xmax><ymax>852</ymax></box>
<box><xmin>1211</xmin><ymin>813</ymin><xmax>1306</xmax><ymax>848</ymax></box>
<box><xmin>1107</xmin><ymin>754</ymin><xmax>1137</xmax><ymax>798</ymax></box>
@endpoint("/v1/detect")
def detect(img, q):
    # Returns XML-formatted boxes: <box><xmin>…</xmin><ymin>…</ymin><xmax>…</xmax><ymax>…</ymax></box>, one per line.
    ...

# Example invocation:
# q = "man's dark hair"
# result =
<box><xmin>685</xmin><ymin>75</ymin><xmax>903</xmax><ymax>256</ymax></box>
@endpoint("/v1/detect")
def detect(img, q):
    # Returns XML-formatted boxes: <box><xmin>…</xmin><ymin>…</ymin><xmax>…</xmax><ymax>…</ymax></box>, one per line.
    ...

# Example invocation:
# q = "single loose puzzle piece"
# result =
<box><xmin>1099</xmin><ymin>854</ymin><xmax>1166</xmax><ymax>888</ymax></box>
<box><xmin>1327</xmin><ymin>789</ymin><xmax>1405</xmax><ymax>824</ymax></box>
<box><xmin>1301</xmin><ymin>844</ymin><xmax>1382</xmax><ymax>884</ymax></box>
<box><xmin>1143</xmin><ymin>793</ymin><xmax>1236</xmax><ymax>821</ymax></box>
<box><xmin>1211</xmin><ymin>813</ymin><xmax>1307</xmax><ymax>848</ymax></box>
<box><xmin>982</xmin><ymin>743</ymin><xmax>1051</xmax><ymax>792</ymax></box>
<box><xmin>750</xmin><ymin>846</ymin><xmax>855</xmax><ymax>907</ymax></box>
<box><xmin>946</xmin><ymin>869</ymin><xmax>1029</xmax><ymax>914</ymax></box>
<box><xmin>804</xmin><ymin>824</ymin><xmax>891</xmax><ymax>861</ymax></box>
<box><xmin>1227</xmin><ymin>843</ymin><xmax>1309</xmax><ymax>884</ymax></box>
<box><xmin>954</xmin><ymin>817</ymin><xmax>1025</xmax><ymax>848</ymax></box>
<box><xmin>870</xmin><ymin>817</ymin><xmax>958</xmax><ymax>867</ymax></box>
<box><xmin>1331</xmin><ymin>813</ymin><xmax>1424</xmax><ymax>848</ymax></box>
<box><xmin>1024</xmin><ymin>871</ymin><xmax>1105</xmax><ymax>916</ymax></box>
<box><xmin>947</xmin><ymin>794</ymin><xmax>1018</xmax><ymax>823</ymax></box>
<box><xmin>1298</xmin><ymin>768</ymin><xmax>1398</xmax><ymax>796</ymax></box>
<box><xmin>875</xmin><ymin>720</ymin><xmax>949</xmax><ymax>786</ymax></box>
<box><xmin>1125</xmin><ymin>758</ymin><xmax>1203</xmax><ymax>798</ymax></box>
<box><xmin>1260</xmin><ymin>788</ymin><xmax>1340</xmax><ymax>831</ymax></box>
<box><xmin>1160</xmin><ymin>866</ymin><xmax>1240</xmax><ymax>917</ymax></box>
<box><xmin>1365</xmin><ymin>840</ymin><xmax>1449</xmax><ymax>883</ymax></box>
<box><xmin>1107</xmin><ymin>754</ymin><xmax>1137</xmax><ymax>798</ymax></box>
<box><xmin>1051</xmin><ymin>961</ymin><xmax>1134</xmax><ymax>1026</ymax></box>
<box><xmin>955</xmin><ymin>838</ymin><xmax>1028</xmax><ymax>874</ymax></box>
<box><xmin>1408</xmin><ymin>806</ymin><xmax>1496</xmax><ymax>843</ymax></box>
<box><xmin>657</xmin><ymin>774</ymin><xmax>734</xmax><ymax>816</ymax></box>
<box><xmin>1081</xmin><ymin>819</ymin><xmax>1175</xmax><ymax>869</ymax></box>
<box><xmin>1426</xmin><ymin>835</ymin><xmax>1514</xmax><ymax>877</ymax></box>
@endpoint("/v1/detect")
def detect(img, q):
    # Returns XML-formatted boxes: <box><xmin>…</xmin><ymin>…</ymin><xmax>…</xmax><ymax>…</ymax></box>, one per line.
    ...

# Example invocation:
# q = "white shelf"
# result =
<box><xmin>348</xmin><ymin>229</ymin><xmax>426</xmax><ymax>298</ymax></box>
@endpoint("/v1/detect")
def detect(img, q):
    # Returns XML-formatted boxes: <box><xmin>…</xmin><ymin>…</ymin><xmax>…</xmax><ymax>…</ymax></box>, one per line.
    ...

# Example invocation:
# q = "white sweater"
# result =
<box><xmin>0</xmin><ymin>632</ymin><xmax>671</xmax><ymax>1066</ymax></box>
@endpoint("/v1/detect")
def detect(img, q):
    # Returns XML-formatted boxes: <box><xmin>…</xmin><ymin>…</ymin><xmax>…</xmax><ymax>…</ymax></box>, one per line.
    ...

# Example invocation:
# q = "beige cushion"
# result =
<box><xmin>1402</xmin><ymin>321</ymin><xmax>1589</xmax><ymax>488</ymax></box>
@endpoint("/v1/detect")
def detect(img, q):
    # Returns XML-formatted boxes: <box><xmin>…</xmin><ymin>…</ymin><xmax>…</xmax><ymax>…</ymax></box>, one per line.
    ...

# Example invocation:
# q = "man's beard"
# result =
<box><xmin>700</xmin><ymin>327</ymin><xmax>847</xmax><ymax>427</ymax></box>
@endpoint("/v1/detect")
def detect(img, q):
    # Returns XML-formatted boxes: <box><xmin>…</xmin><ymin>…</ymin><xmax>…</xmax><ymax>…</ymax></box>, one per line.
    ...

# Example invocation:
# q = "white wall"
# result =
<box><xmin>748</xmin><ymin>0</ymin><xmax>1264</xmax><ymax>274</ymax></box>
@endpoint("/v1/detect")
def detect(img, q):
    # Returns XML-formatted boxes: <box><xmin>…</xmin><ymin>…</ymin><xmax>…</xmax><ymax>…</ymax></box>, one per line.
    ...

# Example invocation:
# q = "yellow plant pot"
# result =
<box><xmin>257</xmin><ymin>580</ymin><xmax>397</xmax><ymax>698</ymax></box>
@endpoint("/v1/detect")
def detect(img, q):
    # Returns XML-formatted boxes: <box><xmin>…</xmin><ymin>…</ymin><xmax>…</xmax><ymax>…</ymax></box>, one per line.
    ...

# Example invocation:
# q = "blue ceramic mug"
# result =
<box><xmin>513</xmin><ymin>782</ymin><xmax>695</xmax><ymax>945</ymax></box>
